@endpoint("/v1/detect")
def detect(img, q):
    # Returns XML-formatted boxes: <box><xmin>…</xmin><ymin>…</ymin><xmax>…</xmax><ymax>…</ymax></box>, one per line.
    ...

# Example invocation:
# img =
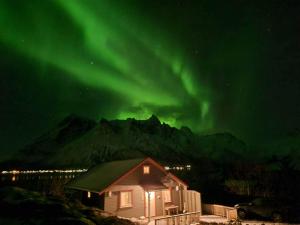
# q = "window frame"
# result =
<box><xmin>119</xmin><ymin>190</ymin><xmax>133</xmax><ymax>208</ymax></box>
<box><xmin>143</xmin><ymin>165</ymin><xmax>150</xmax><ymax>174</ymax></box>
<box><xmin>162</xmin><ymin>189</ymin><xmax>172</xmax><ymax>203</ymax></box>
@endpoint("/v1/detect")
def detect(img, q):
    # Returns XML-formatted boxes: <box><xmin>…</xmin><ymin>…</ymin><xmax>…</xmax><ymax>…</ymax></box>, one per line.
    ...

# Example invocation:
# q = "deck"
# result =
<box><xmin>150</xmin><ymin>211</ymin><xmax>202</xmax><ymax>225</ymax></box>
<box><xmin>148</xmin><ymin>214</ymin><xmax>300</xmax><ymax>225</ymax></box>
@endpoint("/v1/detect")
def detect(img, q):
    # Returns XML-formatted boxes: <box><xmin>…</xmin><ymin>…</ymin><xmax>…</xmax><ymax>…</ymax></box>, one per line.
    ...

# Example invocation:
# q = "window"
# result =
<box><xmin>105</xmin><ymin>191</ymin><xmax>112</xmax><ymax>197</ymax></box>
<box><xmin>120</xmin><ymin>191</ymin><xmax>133</xmax><ymax>208</ymax></box>
<box><xmin>143</xmin><ymin>165</ymin><xmax>150</xmax><ymax>174</ymax></box>
<box><xmin>163</xmin><ymin>189</ymin><xmax>171</xmax><ymax>203</ymax></box>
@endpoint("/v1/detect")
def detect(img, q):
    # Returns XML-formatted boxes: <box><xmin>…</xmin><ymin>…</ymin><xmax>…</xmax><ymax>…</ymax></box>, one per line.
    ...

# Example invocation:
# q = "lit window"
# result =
<box><xmin>143</xmin><ymin>165</ymin><xmax>150</xmax><ymax>174</ymax></box>
<box><xmin>120</xmin><ymin>191</ymin><xmax>133</xmax><ymax>208</ymax></box>
<box><xmin>105</xmin><ymin>191</ymin><xmax>112</xmax><ymax>197</ymax></box>
<box><xmin>163</xmin><ymin>189</ymin><xmax>171</xmax><ymax>203</ymax></box>
<box><xmin>87</xmin><ymin>191</ymin><xmax>91</xmax><ymax>198</ymax></box>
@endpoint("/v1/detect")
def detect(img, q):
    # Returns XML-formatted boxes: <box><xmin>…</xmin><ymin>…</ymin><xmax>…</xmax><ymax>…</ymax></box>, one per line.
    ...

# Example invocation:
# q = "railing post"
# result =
<box><xmin>154</xmin><ymin>211</ymin><xmax>202</xmax><ymax>225</ymax></box>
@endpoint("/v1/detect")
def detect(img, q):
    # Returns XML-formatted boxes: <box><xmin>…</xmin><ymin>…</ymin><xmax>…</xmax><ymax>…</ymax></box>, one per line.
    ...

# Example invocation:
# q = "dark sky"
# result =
<box><xmin>1</xmin><ymin>0</ymin><xmax>300</xmax><ymax>156</ymax></box>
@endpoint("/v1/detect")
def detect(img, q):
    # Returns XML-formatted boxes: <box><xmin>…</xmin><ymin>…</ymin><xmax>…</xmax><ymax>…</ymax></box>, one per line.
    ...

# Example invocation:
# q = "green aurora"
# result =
<box><xmin>0</xmin><ymin>0</ymin><xmax>212</xmax><ymax>131</ymax></box>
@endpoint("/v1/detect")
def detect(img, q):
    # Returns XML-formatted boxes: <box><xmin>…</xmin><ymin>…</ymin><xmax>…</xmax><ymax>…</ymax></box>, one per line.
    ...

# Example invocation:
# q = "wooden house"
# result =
<box><xmin>66</xmin><ymin>157</ymin><xmax>201</xmax><ymax>220</ymax></box>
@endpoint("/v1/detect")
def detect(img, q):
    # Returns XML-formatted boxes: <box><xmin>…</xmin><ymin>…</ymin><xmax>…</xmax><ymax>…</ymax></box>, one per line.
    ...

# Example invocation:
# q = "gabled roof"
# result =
<box><xmin>66</xmin><ymin>157</ymin><xmax>187</xmax><ymax>194</ymax></box>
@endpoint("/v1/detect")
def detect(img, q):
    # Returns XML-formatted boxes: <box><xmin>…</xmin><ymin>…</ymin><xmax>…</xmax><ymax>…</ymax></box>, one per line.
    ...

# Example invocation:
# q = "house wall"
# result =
<box><xmin>113</xmin><ymin>161</ymin><xmax>169</xmax><ymax>186</ymax></box>
<box><xmin>104</xmin><ymin>184</ymin><xmax>145</xmax><ymax>218</ymax></box>
<box><xmin>155</xmin><ymin>190</ymin><xmax>163</xmax><ymax>216</ymax></box>
<box><xmin>138</xmin><ymin>162</ymin><xmax>187</xmax><ymax>216</ymax></box>
<box><xmin>171</xmin><ymin>188</ymin><xmax>179</xmax><ymax>206</ymax></box>
<box><xmin>139</xmin><ymin>163</ymin><xmax>168</xmax><ymax>186</ymax></box>
<box><xmin>103</xmin><ymin>160</ymin><xmax>189</xmax><ymax>218</ymax></box>
<box><xmin>184</xmin><ymin>190</ymin><xmax>201</xmax><ymax>213</ymax></box>
<box><xmin>104</xmin><ymin>163</ymin><xmax>169</xmax><ymax>217</ymax></box>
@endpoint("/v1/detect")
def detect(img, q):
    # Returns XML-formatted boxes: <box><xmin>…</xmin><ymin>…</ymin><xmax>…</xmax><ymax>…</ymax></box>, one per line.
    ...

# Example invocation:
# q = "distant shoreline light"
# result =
<box><xmin>164</xmin><ymin>165</ymin><xmax>191</xmax><ymax>171</ymax></box>
<box><xmin>1</xmin><ymin>169</ymin><xmax>88</xmax><ymax>175</ymax></box>
<box><xmin>1</xmin><ymin>164</ymin><xmax>192</xmax><ymax>175</ymax></box>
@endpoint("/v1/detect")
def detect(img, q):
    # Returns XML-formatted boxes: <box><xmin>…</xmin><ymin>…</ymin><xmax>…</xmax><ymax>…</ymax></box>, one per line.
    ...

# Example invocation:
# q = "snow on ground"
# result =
<box><xmin>239</xmin><ymin>221</ymin><xmax>299</xmax><ymax>225</ymax></box>
<box><xmin>130</xmin><ymin>215</ymin><xmax>300</xmax><ymax>225</ymax></box>
<box><xmin>200</xmin><ymin>215</ymin><xmax>300</xmax><ymax>225</ymax></box>
<box><xmin>200</xmin><ymin>215</ymin><xmax>229</xmax><ymax>223</ymax></box>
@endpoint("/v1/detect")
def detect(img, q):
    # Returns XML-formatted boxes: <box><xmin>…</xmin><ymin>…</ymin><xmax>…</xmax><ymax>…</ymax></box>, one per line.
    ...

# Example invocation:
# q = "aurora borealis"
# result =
<box><xmin>1</xmin><ymin>0</ymin><xmax>300</xmax><ymax>155</ymax></box>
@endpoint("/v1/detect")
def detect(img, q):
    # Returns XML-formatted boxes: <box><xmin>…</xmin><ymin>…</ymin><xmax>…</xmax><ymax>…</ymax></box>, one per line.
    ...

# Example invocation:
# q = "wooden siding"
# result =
<box><xmin>154</xmin><ymin>211</ymin><xmax>202</xmax><ymax>225</ymax></box>
<box><xmin>139</xmin><ymin>163</ymin><xmax>169</xmax><ymax>187</ymax></box>
<box><xmin>155</xmin><ymin>190</ymin><xmax>164</xmax><ymax>216</ymax></box>
<box><xmin>104</xmin><ymin>184</ymin><xmax>145</xmax><ymax>218</ymax></box>
<box><xmin>104</xmin><ymin>161</ymin><xmax>189</xmax><ymax>218</ymax></box>
<box><xmin>183</xmin><ymin>190</ymin><xmax>201</xmax><ymax>214</ymax></box>
<box><xmin>171</xmin><ymin>187</ymin><xmax>180</xmax><ymax>209</ymax></box>
<box><xmin>202</xmin><ymin>204</ymin><xmax>237</xmax><ymax>220</ymax></box>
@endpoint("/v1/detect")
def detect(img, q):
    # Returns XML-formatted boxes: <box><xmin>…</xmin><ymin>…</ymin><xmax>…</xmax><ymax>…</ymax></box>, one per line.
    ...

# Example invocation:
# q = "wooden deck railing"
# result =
<box><xmin>202</xmin><ymin>204</ymin><xmax>237</xmax><ymax>220</ymax></box>
<box><xmin>154</xmin><ymin>211</ymin><xmax>202</xmax><ymax>225</ymax></box>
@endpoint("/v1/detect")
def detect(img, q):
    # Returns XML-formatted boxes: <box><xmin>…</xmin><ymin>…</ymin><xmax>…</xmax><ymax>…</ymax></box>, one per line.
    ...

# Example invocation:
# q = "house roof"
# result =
<box><xmin>66</xmin><ymin>158</ymin><xmax>145</xmax><ymax>193</ymax></box>
<box><xmin>66</xmin><ymin>157</ymin><xmax>187</xmax><ymax>194</ymax></box>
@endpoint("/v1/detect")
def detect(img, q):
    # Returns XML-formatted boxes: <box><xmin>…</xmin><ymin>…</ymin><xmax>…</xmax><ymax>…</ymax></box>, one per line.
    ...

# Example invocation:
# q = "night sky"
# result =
<box><xmin>1</xmin><ymin>0</ymin><xmax>300</xmax><ymax>156</ymax></box>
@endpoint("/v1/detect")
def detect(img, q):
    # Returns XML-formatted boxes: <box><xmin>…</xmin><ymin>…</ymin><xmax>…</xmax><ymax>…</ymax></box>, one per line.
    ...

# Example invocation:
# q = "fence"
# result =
<box><xmin>154</xmin><ymin>211</ymin><xmax>202</xmax><ymax>225</ymax></box>
<box><xmin>184</xmin><ymin>190</ymin><xmax>201</xmax><ymax>213</ymax></box>
<box><xmin>202</xmin><ymin>204</ymin><xmax>237</xmax><ymax>220</ymax></box>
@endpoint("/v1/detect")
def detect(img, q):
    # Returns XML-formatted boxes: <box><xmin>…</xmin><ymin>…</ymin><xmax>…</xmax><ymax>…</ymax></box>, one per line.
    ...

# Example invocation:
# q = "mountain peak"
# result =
<box><xmin>11</xmin><ymin>115</ymin><xmax>247</xmax><ymax>168</ymax></box>
<box><xmin>147</xmin><ymin>114</ymin><xmax>160</xmax><ymax>125</ymax></box>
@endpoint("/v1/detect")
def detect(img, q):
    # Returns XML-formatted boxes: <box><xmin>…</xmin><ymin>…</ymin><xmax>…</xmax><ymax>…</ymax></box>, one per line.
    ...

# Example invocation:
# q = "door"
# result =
<box><xmin>145</xmin><ymin>191</ymin><xmax>155</xmax><ymax>217</ymax></box>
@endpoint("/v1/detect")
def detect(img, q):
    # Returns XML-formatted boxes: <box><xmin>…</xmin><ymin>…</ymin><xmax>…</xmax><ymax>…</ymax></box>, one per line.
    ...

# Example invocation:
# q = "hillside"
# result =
<box><xmin>0</xmin><ymin>186</ymin><xmax>136</xmax><ymax>225</ymax></box>
<box><xmin>261</xmin><ymin>132</ymin><xmax>300</xmax><ymax>168</ymax></box>
<box><xmin>8</xmin><ymin>114</ymin><xmax>247</xmax><ymax>168</ymax></box>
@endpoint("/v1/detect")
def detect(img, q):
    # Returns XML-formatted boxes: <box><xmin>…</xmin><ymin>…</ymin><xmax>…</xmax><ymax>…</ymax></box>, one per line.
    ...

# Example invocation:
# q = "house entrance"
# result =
<box><xmin>145</xmin><ymin>191</ymin><xmax>155</xmax><ymax>217</ymax></box>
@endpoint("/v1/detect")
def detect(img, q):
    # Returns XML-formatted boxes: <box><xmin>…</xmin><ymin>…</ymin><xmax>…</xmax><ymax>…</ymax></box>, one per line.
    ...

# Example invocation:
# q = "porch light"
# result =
<box><xmin>87</xmin><ymin>191</ymin><xmax>91</xmax><ymax>198</ymax></box>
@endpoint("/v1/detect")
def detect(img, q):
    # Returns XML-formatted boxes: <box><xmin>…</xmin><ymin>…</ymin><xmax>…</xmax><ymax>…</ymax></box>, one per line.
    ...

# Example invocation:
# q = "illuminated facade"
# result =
<box><xmin>66</xmin><ymin>158</ymin><xmax>201</xmax><ymax>219</ymax></box>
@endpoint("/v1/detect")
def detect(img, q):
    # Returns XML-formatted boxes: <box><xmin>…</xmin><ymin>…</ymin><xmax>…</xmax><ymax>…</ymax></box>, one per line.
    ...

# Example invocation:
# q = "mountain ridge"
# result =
<box><xmin>6</xmin><ymin>114</ymin><xmax>249</xmax><ymax>168</ymax></box>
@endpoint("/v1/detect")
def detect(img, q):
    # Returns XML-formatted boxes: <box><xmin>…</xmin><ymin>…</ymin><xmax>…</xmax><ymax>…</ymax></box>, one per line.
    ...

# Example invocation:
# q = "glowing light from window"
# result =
<box><xmin>143</xmin><ymin>166</ymin><xmax>150</xmax><ymax>174</ymax></box>
<box><xmin>120</xmin><ymin>191</ymin><xmax>132</xmax><ymax>208</ymax></box>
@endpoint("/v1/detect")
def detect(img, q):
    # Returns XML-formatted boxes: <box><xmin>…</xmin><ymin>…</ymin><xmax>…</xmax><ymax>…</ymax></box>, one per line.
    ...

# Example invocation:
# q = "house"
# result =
<box><xmin>66</xmin><ymin>157</ymin><xmax>201</xmax><ymax>220</ymax></box>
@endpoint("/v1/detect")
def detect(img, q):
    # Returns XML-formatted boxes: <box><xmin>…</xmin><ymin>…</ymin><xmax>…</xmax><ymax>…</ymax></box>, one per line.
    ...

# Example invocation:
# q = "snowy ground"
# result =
<box><xmin>128</xmin><ymin>215</ymin><xmax>300</xmax><ymax>225</ymax></box>
<box><xmin>239</xmin><ymin>221</ymin><xmax>299</xmax><ymax>225</ymax></box>
<box><xmin>200</xmin><ymin>215</ymin><xmax>300</xmax><ymax>225</ymax></box>
<box><xmin>200</xmin><ymin>215</ymin><xmax>229</xmax><ymax>223</ymax></box>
